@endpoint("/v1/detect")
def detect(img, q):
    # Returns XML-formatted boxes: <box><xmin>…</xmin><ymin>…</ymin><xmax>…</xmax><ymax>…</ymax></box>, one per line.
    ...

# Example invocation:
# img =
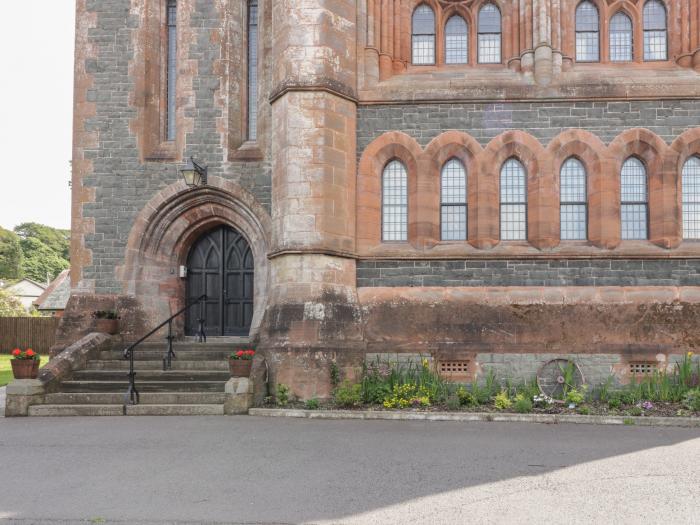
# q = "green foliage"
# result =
<box><xmin>596</xmin><ymin>376</ymin><xmax>615</xmax><ymax>403</ymax></box>
<box><xmin>0</xmin><ymin>227</ymin><xmax>23</xmax><ymax>279</ymax></box>
<box><xmin>329</xmin><ymin>361</ymin><xmax>340</xmax><ymax>388</ymax></box>
<box><xmin>513</xmin><ymin>393</ymin><xmax>533</xmax><ymax>413</ymax></box>
<box><xmin>446</xmin><ymin>395</ymin><xmax>461</xmax><ymax>411</ymax></box>
<box><xmin>0</xmin><ymin>289</ymin><xmax>29</xmax><ymax>317</ymax></box>
<box><xmin>494</xmin><ymin>390</ymin><xmax>512</xmax><ymax>410</ymax></box>
<box><xmin>305</xmin><ymin>398</ymin><xmax>320</xmax><ymax>410</ymax></box>
<box><xmin>334</xmin><ymin>381</ymin><xmax>363</xmax><ymax>408</ymax></box>
<box><xmin>628</xmin><ymin>406</ymin><xmax>643</xmax><ymax>417</ymax></box>
<box><xmin>383</xmin><ymin>383</ymin><xmax>430</xmax><ymax>409</ymax></box>
<box><xmin>682</xmin><ymin>389</ymin><xmax>700</xmax><ymax>412</ymax></box>
<box><xmin>484</xmin><ymin>368</ymin><xmax>498</xmax><ymax>398</ymax></box>
<box><xmin>360</xmin><ymin>356</ymin><xmax>450</xmax><ymax>406</ymax></box>
<box><xmin>607</xmin><ymin>394</ymin><xmax>622</xmax><ymax>410</ymax></box>
<box><xmin>14</xmin><ymin>223</ymin><xmax>70</xmax><ymax>260</ymax></box>
<box><xmin>19</xmin><ymin>236</ymin><xmax>69</xmax><ymax>283</ymax></box>
<box><xmin>565</xmin><ymin>386</ymin><xmax>586</xmax><ymax>406</ymax></box>
<box><xmin>456</xmin><ymin>386</ymin><xmax>477</xmax><ymax>407</ymax></box>
<box><xmin>276</xmin><ymin>383</ymin><xmax>290</xmax><ymax>407</ymax></box>
<box><xmin>577</xmin><ymin>406</ymin><xmax>591</xmax><ymax>415</ymax></box>
<box><xmin>558</xmin><ymin>360</ymin><xmax>579</xmax><ymax>398</ymax></box>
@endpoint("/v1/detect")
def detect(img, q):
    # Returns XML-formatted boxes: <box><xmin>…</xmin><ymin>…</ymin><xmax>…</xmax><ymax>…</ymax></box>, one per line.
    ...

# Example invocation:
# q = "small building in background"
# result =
<box><xmin>1</xmin><ymin>279</ymin><xmax>47</xmax><ymax>312</ymax></box>
<box><xmin>34</xmin><ymin>270</ymin><xmax>71</xmax><ymax>318</ymax></box>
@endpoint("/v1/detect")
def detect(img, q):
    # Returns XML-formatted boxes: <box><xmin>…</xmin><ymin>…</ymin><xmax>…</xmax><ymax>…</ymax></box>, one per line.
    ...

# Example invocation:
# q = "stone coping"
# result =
<box><xmin>248</xmin><ymin>408</ymin><xmax>700</xmax><ymax>428</ymax></box>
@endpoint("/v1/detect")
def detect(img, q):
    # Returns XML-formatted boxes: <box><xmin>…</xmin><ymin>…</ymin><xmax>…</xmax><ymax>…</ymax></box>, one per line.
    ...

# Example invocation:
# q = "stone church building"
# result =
<box><xmin>63</xmin><ymin>0</ymin><xmax>700</xmax><ymax>399</ymax></box>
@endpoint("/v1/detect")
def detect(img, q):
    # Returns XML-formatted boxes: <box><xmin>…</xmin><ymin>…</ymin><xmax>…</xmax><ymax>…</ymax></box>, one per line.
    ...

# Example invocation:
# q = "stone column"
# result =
<box><xmin>533</xmin><ymin>0</ymin><xmax>554</xmax><ymax>86</ymax></box>
<box><xmin>263</xmin><ymin>1</ymin><xmax>363</xmax><ymax>401</ymax></box>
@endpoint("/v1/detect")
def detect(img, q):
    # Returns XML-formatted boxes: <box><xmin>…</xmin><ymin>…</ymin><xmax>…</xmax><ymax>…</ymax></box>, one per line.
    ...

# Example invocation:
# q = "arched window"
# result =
<box><xmin>576</xmin><ymin>2</ymin><xmax>599</xmax><ymax>62</ymax></box>
<box><xmin>166</xmin><ymin>0</ymin><xmax>177</xmax><ymax>141</ymax></box>
<box><xmin>643</xmin><ymin>0</ymin><xmax>667</xmax><ymax>60</ymax></box>
<box><xmin>445</xmin><ymin>16</ymin><xmax>468</xmax><ymax>65</ymax></box>
<box><xmin>560</xmin><ymin>158</ymin><xmax>588</xmax><ymax>240</ymax></box>
<box><xmin>500</xmin><ymin>159</ymin><xmax>527</xmax><ymax>240</ymax></box>
<box><xmin>441</xmin><ymin>159</ymin><xmax>467</xmax><ymax>240</ymax></box>
<box><xmin>610</xmin><ymin>12</ymin><xmax>633</xmax><ymax>62</ymax></box>
<box><xmin>621</xmin><ymin>157</ymin><xmax>648</xmax><ymax>240</ymax></box>
<box><xmin>412</xmin><ymin>5</ymin><xmax>436</xmax><ymax>65</ymax></box>
<box><xmin>382</xmin><ymin>160</ymin><xmax>408</xmax><ymax>242</ymax></box>
<box><xmin>478</xmin><ymin>4</ymin><xmax>501</xmax><ymax>64</ymax></box>
<box><xmin>247</xmin><ymin>0</ymin><xmax>258</xmax><ymax>141</ymax></box>
<box><xmin>682</xmin><ymin>156</ymin><xmax>700</xmax><ymax>239</ymax></box>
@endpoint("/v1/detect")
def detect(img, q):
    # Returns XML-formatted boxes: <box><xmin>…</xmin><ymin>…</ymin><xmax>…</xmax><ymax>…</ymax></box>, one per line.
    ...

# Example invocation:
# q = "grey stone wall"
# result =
<box><xmin>357</xmin><ymin>100</ymin><xmax>700</xmax><ymax>153</ymax></box>
<box><xmin>357</xmin><ymin>259</ymin><xmax>700</xmax><ymax>287</ymax></box>
<box><xmin>81</xmin><ymin>1</ymin><xmax>271</xmax><ymax>294</ymax></box>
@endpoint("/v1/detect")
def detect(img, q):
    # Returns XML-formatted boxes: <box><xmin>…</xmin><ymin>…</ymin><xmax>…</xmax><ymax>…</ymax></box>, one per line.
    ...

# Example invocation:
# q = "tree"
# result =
<box><xmin>19</xmin><ymin>237</ymin><xmax>70</xmax><ymax>283</ymax></box>
<box><xmin>0</xmin><ymin>227</ymin><xmax>23</xmax><ymax>279</ymax></box>
<box><xmin>14</xmin><ymin>223</ymin><xmax>70</xmax><ymax>260</ymax></box>
<box><xmin>0</xmin><ymin>289</ymin><xmax>29</xmax><ymax>317</ymax></box>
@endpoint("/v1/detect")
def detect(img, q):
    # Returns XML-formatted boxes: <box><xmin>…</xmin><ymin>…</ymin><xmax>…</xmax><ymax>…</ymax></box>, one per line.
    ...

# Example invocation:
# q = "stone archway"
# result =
<box><xmin>118</xmin><ymin>177</ymin><xmax>271</xmax><ymax>339</ymax></box>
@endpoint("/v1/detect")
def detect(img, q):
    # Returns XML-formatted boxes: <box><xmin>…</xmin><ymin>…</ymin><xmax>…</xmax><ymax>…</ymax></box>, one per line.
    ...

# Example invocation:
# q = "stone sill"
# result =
<box><xmin>249</xmin><ymin>408</ymin><xmax>700</xmax><ymax>428</ymax></box>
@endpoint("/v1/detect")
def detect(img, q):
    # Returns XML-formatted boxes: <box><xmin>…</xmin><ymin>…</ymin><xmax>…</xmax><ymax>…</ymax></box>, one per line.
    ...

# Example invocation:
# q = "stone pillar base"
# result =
<box><xmin>224</xmin><ymin>377</ymin><xmax>254</xmax><ymax>415</ymax></box>
<box><xmin>5</xmin><ymin>380</ymin><xmax>45</xmax><ymax>417</ymax></box>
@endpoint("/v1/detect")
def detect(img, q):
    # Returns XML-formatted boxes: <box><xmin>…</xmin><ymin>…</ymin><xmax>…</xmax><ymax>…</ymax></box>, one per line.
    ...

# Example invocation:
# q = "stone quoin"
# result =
<box><xmin>63</xmin><ymin>0</ymin><xmax>700</xmax><ymax>401</ymax></box>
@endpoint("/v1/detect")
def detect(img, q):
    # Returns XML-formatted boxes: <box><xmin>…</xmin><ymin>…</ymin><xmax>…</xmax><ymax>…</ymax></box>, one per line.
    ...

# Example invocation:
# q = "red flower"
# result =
<box><xmin>12</xmin><ymin>349</ymin><xmax>21</xmax><ymax>356</ymax></box>
<box><xmin>236</xmin><ymin>350</ymin><xmax>244</xmax><ymax>357</ymax></box>
<box><xmin>247</xmin><ymin>350</ymin><xmax>255</xmax><ymax>356</ymax></box>
<box><xmin>26</xmin><ymin>349</ymin><xmax>36</xmax><ymax>357</ymax></box>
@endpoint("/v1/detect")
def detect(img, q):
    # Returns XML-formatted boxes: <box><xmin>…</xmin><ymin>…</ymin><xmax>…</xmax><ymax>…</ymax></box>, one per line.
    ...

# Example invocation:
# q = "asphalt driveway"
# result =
<box><xmin>0</xmin><ymin>416</ymin><xmax>698</xmax><ymax>524</ymax></box>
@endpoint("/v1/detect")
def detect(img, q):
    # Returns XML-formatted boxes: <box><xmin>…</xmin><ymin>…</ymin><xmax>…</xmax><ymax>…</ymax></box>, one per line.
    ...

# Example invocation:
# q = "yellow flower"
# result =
<box><xmin>421</xmin><ymin>358</ymin><xmax>430</xmax><ymax>369</ymax></box>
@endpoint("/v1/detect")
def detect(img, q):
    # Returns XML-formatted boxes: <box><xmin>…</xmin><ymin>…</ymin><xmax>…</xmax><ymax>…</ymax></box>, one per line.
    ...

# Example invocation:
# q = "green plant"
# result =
<box><xmin>229</xmin><ymin>349</ymin><xmax>255</xmax><ymax>360</ymax></box>
<box><xmin>513</xmin><ymin>393</ymin><xmax>533</xmax><ymax>413</ymax></box>
<box><xmin>335</xmin><ymin>381</ymin><xmax>363</xmax><ymax>408</ymax></box>
<box><xmin>383</xmin><ymin>383</ymin><xmax>431</xmax><ymax>409</ymax></box>
<box><xmin>446</xmin><ymin>395</ymin><xmax>461</xmax><ymax>411</ymax></box>
<box><xmin>457</xmin><ymin>386</ymin><xmax>477</xmax><ymax>407</ymax></box>
<box><xmin>623</xmin><ymin>418</ymin><xmax>635</xmax><ymax>426</ymax></box>
<box><xmin>628</xmin><ymin>406</ymin><xmax>643</xmax><ymax>417</ymax></box>
<box><xmin>682</xmin><ymin>388</ymin><xmax>700</xmax><ymax>412</ymax></box>
<box><xmin>494</xmin><ymin>390</ymin><xmax>512</xmax><ymax>410</ymax></box>
<box><xmin>305</xmin><ymin>398</ymin><xmax>320</xmax><ymax>410</ymax></box>
<box><xmin>92</xmin><ymin>310</ymin><xmax>119</xmax><ymax>320</ymax></box>
<box><xmin>330</xmin><ymin>361</ymin><xmax>340</xmax><ymax>388</ymax></box>
<box><xmin>597</xmin><ymin>375</ymin><xmax>615</xmax><ymax>403</ymax></box>
<box><xmin>577</xmin><ymin>405</ymin><xmax>590</xmax><ymax>415</ymax></box>
<box><xmin>484</xmin><ymin>368</ymin><xmax>498</xmax><ymax>398</ymax></box>
<box><xmin>11</xmin><ymin>348</ymin><xmax>39</xmax><ymax>361</ymax></box>
<box><xmin>607</xmin><ymin>394</ymin><xmax>622</xmax><ymax>410</ymax></box>
<box><xmin>276</xmin><ymin>383</ymin><xmax>290</xmax><ymax>407</ymax></box>
<box><xmin>558</xmin><ymin>360</ymin><xmax>578</xmax><ymax>398</ymax></box>
<box><xmin>565</xmin><ymin>386</ymin><xmax>586</xmax><ymax>406</ymax></box>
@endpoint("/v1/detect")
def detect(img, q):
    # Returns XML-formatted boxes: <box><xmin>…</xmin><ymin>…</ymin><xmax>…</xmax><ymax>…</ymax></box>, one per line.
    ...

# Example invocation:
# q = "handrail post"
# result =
<box><xmin>197</xmin><ymin>294</ymin><xmax>207</xmax><ymax>343</ymax></box>
<box><xmin>163</xmin><ymin>319</ymin><xmax>175</xmax><ymax>371</ymax></box>
<box><xmin>124</xmin><ymin>346</ymin><xmax>140</xmax><ymax>412</ymax></box>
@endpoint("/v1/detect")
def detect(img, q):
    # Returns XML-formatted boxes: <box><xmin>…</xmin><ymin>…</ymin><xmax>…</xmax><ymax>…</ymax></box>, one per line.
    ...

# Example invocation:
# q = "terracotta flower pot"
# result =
<box><xmin>95</xmin><ymin>319</ymin><xmax>119</xmax><ymax>335</ymax></box>
<box><xmin>11</xmin><ymin>359</ymin><xmax>40</xmax><ymax>380</ymax></box>
<box><xmin>229</xmin><ymin>359</ymin><xmax>252</xmax><ymax>378</ymax></box>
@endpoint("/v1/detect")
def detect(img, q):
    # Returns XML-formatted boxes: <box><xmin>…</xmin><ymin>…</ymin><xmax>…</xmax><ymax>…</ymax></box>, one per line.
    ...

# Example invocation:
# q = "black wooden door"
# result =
<box><xmin>186</xmin><ymin>226</ymin><xmax>254</xmax><ymax>336</ymax></box>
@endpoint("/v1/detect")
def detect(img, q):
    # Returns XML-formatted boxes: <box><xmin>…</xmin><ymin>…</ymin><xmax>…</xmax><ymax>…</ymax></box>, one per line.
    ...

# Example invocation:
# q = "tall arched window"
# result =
<box><xmin>441</xmin><ymin>159</ymin><xmax>467</xmax><ymax>241</ymax></box>
<box><xmin>478</xmin><ymin>4</ymin><xmax>501</xmax><ymax>64</ymax></box>
<box><xmin>576</xmin><ymin>2</ymin><xmax>599</xmax><ymax>62</ymax></box>
<box><xmin>166</xmin><ymin>0</ymin><xmax>177</xmax><ymax>141</ymax></box>
<box><xmin>682</xmin><ymin>156</ymin><xmax>700</xmax><ymax>239</ymax></box>
<box><xmin>610</xmin><ymin>12</ymin><xmax>633</xmax><ymax>62</ymax></box>
<box><xmin>382</xmin><ymin>160</ymin><xmax>408</xmax><ymax>242</ymax></box>
<box><xmin>644</xmin><ymin>0</ymin><xmax>667</xmax><ymax>60</ymax></box>
<box><xmin>621</xmin><ymin>157</ymin><xmax>648</xmax><ymax>240</ymax></box>
<box><xmin>560</xmin><ymin>158</ymin><xmax>588</xmax><ymax>240</ymax></box>
<box><xmin>412</xmin><ymin>5</ymin><xmax>436</xmax><ymax>65</ymax></box>
<box><xmin>247</xmin><ymin>0</ymin><xmax>258</xmax><ymax>141</ymax></box>
<box><xmin>445</xmin><ymin>16</ymin><xmax>468</xmax><ymax>65</ymax></box>
<box><xmin>500</xmin><ymin>159</ymin><xmax>527</xmax><ymax>241</ymax></box>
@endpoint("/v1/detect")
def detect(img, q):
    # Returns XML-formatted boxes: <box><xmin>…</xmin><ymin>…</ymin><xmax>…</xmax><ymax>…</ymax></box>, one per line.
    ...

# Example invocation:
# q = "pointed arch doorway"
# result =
<box><xmin>185</xmin><ymin>225</ymin><xmax>254</xmax><ymax>336</ymax></box>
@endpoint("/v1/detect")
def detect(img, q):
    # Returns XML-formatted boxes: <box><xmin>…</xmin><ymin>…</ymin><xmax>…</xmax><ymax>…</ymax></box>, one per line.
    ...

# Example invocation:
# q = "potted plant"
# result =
<box><xmin>11</xmin><ymin>348</ymin><xmax>40</xmax><ymax>380</ymax></box>
<box><xmin>229</xmin><ymin>349</ymin><xmax>255</xmax><ymax>377</ymax></box>
<box><xmin>93</xmin><ymin>310</ymin><xmax>120</xmax><ymax>335</ymax></box>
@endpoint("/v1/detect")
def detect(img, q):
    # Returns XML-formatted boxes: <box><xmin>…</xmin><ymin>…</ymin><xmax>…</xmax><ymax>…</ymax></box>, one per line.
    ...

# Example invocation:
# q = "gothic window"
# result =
<box><xmin>500</xmin><ymin>159</ymin><xmax>527</xmax><ymax>241</ymax></box>
<box><xmin>412</xmin><ymin>5</ymin><xmax>436</xmax><ymax>65</ymax></box>
<box><xmin>560</xmin><ymin>158</ymin><xmax>588</xmax><ymax>240</ymax></box>
<box><xmin>445</xmin><ymin>16</ymin><xmax>468</xmax><ymax>65</ymax></box>
<box><xmin>478</xmin><ymin>4</ymin><xmax>501</xmax><ymax>64</ymax></box>
<box><xmin>621</xmin><ymin>157</ymin><xmax>649</xmax><ymax>240</ymax></box>
<box><xmin>682</xmin><ymin>156</ymin><xmax>700</xmax><ymax>239</ymax></box>
<box><xmin>247</xmin><ymin>0</ymin><xmax>258</xmax><ymax>141</ymax></box>
<box><xmin>643</xmin><ymin>0</ymin><xmax>667</xmax><ymax>60</ymax></box>
<box><xmin>610</xmin><ymin>12</ymin><xmax>633</xmax><ymax>62</ymax></box>
<box><xmin>441</xmin><ymin>159</ymin><xmax>467</xmax><ymax>241</ymax></box>
<box><xmin>166</xmin><ymin>0</ymin><xmax>177</xmax><ymax>141</ymax></box>
<box><xmin>576</xmin><ymin>2</ymin><xmax>599</xmax><ymax>62</ymax></box>
<box><xmin>382</xmin><ymin>160</ymin><xmax>408</xmax><ymax>242</ymax></box>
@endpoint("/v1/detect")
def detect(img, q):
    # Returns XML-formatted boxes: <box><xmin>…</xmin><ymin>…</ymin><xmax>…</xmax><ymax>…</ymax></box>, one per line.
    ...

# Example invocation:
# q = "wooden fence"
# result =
<box><xmin>0</xmin><ymin>317</ymin><xmax>60</xmax><ymax>355</ymax></box>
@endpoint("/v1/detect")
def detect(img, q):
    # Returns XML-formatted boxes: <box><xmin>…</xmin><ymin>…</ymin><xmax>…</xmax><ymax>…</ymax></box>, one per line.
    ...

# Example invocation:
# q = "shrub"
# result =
<box><xmin>577</xmin><ymin>406</ymin><xmax>590</xmax><ymax>415</ymax></box>
<box><xmin>276</xmin><ymin>383</ymin><xmax>290</xmax><ymax>407</ymax></box>
<box><xmin>607</xmin><ymin>395</ymin><xmax>622</xmax><ymax>410</ymax></box>
<box><xmin>305</xmin><ymin>398</ymin><xmax>320</xmax><ymax>410</ymax></box>
<box><xmin>383</xmin><ymin>383</ymin><xmax>430</xmax><ymax>409</ymax></box>
<box><xmin>335</xmin><ymin>381</ymin><xmax>363</xmax><ymax>408</ymax></box>
<box><xmin>513</xmin><ymin>393</ymin><xmax>532</xmax><ymax>413</ymax></box>
<box><xmin>628</xmin><ymin>406</ymin><xmax>643</xmax><ymax>417</ymax></box>
<box><xmin>565</xmin><ymin>387</ymin><xmax>586</xmax><ymax>406</ymax></box>
<box><xmin>457</xmin><ymin>386</ymin><xmax>477</xmax><ymax>407</ymax></box>
<box><xmin>446</xmin><ymin>395</ymin><xmax>461</xmax><ymax>411</ymax></box>
<box><xmin>494</xmin><ymin>390</ymin><xmax>512</xmax><ymax>411</ymax></box>
<box><xmin>682</xmin><ymin>389</ymin><xmax>700</xmax><ymax>412</ymax></box>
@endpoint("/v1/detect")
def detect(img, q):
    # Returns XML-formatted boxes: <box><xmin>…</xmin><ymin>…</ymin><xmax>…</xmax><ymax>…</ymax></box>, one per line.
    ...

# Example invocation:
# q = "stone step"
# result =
<box><xmin>44</xmin><ymin>392</ymin><xmax>227</xmax><ymax>405</ymax></box>
<box><xmin>28</xmin><ymin>404</ymin><xmax>224</xmax><ymax>417</ymax></box>
<box><xmin>99</xmin><ymin>349</ymin><xmax>238</xmax><ymax>361</ymax></box>
<box><xmin>72</xmin><ymin>370</ymin><xmax>231</xmax><ymax>382</ymax></box>
<box><xmin>86</xmin><ymin>360</ymin><xmax>228</xmax><ymax>371</ymax></box>
<box><xmin>120</xmin><ymin>341</ymin><xmax>253</xmax><ymax>351</ymax></box>
<box><xmin>60</xmin><ymin>380</ymin><xmax>227</xmax><ymax>393</ymax></box>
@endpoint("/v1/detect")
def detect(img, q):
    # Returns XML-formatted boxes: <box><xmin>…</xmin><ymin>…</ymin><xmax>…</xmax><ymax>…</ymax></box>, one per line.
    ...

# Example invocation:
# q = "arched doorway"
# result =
<box><xmin>185</xmin><ymin>225</ymin><xmax>254</xmax><ymax>336</ymax></box>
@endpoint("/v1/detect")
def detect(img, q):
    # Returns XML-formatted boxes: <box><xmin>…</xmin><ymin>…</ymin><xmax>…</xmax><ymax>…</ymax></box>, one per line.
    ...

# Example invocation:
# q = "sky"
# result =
<box><xmin>0</xmin><ymin>2</ymin><xmax>75</xmax><ymax>231</ymax></box>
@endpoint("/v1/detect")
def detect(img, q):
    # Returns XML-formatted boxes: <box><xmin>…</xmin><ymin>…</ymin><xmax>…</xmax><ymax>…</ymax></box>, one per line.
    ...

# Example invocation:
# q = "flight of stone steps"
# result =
<box><xmin>29</xmin><ymin>339</ymin><xmax>253</xmax><ymax>417</ymax></box>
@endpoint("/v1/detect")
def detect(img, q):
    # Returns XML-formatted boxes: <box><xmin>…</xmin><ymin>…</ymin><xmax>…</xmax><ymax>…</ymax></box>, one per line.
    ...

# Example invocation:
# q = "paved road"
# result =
<box><xmin>0</xmin><ymin>416</ymin><xmax>698</xmax><ymax>525</ymax></box>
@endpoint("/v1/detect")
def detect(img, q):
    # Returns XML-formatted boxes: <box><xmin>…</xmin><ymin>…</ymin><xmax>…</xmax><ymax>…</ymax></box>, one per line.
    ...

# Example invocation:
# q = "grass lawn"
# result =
<box><xmin>0</xmin><ymin>355</ymin><xmax>49</xmax><ymax>387</ymax></box>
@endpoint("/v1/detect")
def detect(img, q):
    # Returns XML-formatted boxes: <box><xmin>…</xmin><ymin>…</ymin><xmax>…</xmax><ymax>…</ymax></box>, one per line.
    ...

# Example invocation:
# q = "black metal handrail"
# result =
<box><xmin>122</xmin><ymin>294</ymin><xmax>207</xmax><ymax>409</ymax></box>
